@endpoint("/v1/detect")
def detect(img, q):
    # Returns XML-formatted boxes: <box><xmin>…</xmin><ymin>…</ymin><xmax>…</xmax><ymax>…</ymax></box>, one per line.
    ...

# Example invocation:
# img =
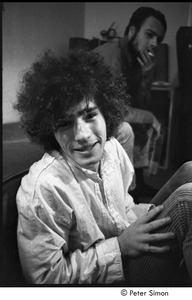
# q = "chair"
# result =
<box><xmin>2</xmin><ymin>170</ymin><xmax>28</xmax><ymax>286</ymax></box>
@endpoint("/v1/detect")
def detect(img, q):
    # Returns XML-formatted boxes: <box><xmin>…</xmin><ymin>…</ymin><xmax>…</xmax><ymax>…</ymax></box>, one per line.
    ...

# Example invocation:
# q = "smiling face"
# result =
<box><xmin>128</xmin><ymin>16</ymin><xmax>165</xmax><ymax>58</ymax></box>
<box><xmin>54</xmin><ymin>99</ymin><xmax>107</xmax><ymax>172</ymax></box>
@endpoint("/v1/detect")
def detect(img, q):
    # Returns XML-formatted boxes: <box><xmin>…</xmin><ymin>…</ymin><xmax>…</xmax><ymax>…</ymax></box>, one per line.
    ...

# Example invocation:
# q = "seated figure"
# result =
<box><xmin>93</xmin><ymin>7</ymin><xmax>167</xmax><ymax>200</ymax></box>
<box><xmin>14</xmin><ymin>49</ymin><xmax>192</xmax><ymax>286</ymax></box>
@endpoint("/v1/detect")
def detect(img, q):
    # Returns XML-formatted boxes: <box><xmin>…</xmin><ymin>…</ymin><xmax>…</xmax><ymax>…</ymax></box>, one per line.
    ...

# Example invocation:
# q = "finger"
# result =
<box><xmin>147</xmin><ymin>47</ymin><xmax>156</xmax><ymax>58</ymax></box>
<box><xmin>139</xmin><ymin>52</ymin><xmax>149</xmax><ymax>66</ymax></box>
<box><xmin>143</xmin><ymin>217</ymin><xmax>172</xmax><ymax>233</ymax></box>
<box><xmin>141</xmin><ymin>50</ymin><xmax>153</xmax><ymax>64</ymax></box>
<box><xmin>145</xmin><ymin>244</ymin><xmax>170</xmax><ymax>254</ymax></box>
<box><xmin>137</xmin><ymin>56</ymin><xmax>145</xmax><ymax>67</ymax></box>
<box><xmin>137</xmin><ymin>205</ymin><xmax>164</xmax><ymax>224</ymax></box>
<box><xmin>144</xmin><ymin>232</ymin><xmax>175</xmax><ymax>242</ymax></box>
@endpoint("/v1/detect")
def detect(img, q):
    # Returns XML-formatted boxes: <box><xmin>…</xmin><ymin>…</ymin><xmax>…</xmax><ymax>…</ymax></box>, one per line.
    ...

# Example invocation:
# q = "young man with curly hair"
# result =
<box><xmin>14</xmin><ymin>50</ymin><xmax>192</xmax><ymax>286</ymax></box>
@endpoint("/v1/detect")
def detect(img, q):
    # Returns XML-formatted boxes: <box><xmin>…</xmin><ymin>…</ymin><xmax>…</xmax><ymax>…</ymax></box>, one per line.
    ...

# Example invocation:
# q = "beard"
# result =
<box><xmin>128</xmin><ymin>32</ymin><xmax>140</xmax><ymax>64</ymax></box>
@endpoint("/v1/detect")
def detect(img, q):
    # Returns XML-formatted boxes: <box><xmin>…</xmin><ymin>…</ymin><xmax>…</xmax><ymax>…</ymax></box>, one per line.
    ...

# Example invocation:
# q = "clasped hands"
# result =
<box><xmin>118</xmin><ymin>205</ymin><xmax>175</xmax><ymax>258</ymax></box>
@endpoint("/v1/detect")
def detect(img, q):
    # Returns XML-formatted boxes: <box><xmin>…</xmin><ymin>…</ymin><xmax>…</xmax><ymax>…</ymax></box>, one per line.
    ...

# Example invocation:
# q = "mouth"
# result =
<box><xmin>73</xmin><ymin>142</ymin><xmax>98</xmax><ymax>152</ymax></box>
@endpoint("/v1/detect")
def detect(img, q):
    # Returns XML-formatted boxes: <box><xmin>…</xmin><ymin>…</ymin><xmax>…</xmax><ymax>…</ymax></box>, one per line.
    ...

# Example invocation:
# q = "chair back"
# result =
<box><xmin>2</xmin><ymin>170</ymin><xmax>28</xmax><ymax>286</ymax></box>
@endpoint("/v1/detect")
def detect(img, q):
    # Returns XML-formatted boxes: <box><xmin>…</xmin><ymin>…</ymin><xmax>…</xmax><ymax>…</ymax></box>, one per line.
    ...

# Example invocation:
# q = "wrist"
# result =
<box><xmin>117</xmin><ymin>235</ymin><xmax>127</xmax><ymax>257</ymax></box>
<box><xmin>118</xmin><ymin>236</ymin><xmax>129</xmax><ymax>281</ymax></box>
<box><xmin>141</xmin><ymin>67</ymin><xmax>154</xmax><ymax>81</ymax></box>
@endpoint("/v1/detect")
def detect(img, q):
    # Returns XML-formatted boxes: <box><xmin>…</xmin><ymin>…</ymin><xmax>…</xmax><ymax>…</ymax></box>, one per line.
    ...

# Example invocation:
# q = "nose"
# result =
<box><xmin>150</xmin><ymin>36</ymin><xmax>158</xmax><ymax>48</ymax></box>
<box><xmin>74</xmin><ymin>119</ymin><xmax>91</xmax><ymax>142</ymax></box>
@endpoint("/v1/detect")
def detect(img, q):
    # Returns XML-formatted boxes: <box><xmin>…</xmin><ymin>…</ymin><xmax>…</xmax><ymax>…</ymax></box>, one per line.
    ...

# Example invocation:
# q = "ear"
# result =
<box><xmin>128</xmin><ymin>26</ymin><xmax>136</xmax><ymax>40</ymax></box>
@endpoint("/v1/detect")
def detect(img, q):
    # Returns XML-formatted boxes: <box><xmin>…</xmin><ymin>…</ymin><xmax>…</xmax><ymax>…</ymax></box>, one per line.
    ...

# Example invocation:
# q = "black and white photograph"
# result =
<box><xmin>1</xmin><ymin>2</ymin><xmax>192</xmax><ymax>298</ymax></box>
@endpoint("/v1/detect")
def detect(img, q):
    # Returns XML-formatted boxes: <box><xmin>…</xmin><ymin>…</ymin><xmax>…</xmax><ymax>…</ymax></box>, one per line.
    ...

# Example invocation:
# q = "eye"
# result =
<box><xmin>146</xmin><ymin>32</ymin><xmax>153</xmax><ymax>38</ymax></box>
<box><xmin>62</xmin><ymin>120</ymin><xmax>73</xmax><ymax>127</ymax></box>
<box><xmin>55</xmin><ymin>119</ymin><xmax>73</xmax><ymax>130</ymax></box>
<box><xmin>85</xmin><ymin>111</ymin><xmax>97</xmax><ymax>120</ymax></box>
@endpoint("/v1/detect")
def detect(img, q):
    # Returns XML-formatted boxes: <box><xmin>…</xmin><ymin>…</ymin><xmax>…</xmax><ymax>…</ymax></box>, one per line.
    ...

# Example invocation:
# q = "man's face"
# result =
<box><xmin>129</xmin><ymin>16</ymin><xmax>165</xmax><ymax>58</ymax></box>
<box><xmin>54</xmin><ymin>99</ymin><xmax>107</xmax><ymax>172</ymax></box>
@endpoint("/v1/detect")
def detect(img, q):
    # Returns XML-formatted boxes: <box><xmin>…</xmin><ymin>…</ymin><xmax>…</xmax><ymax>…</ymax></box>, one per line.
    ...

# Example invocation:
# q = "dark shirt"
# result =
<box><xmin>93</xmin><ymin>37</ymin><xmax>156</xmax><ymax>149</ymax></box>
<box><xmin>93</xmin><ymin>36</ymin><xmax>154</xmax><ymax>109</ymax></box>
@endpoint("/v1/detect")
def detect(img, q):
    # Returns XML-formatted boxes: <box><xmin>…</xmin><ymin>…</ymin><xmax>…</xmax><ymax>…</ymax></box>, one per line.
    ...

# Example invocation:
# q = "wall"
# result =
<box><xmin>3</xmin><ymin>2</ymin><xmax>85</xmax><ymax>124</ymax></box>
<box><xmin>3</xmin><ymin>2</ymin><xmax>191</xmax><ymax>124</ymax></box>
<box><xmin>84</xmin><ymin>2</ymin><xmax>191</xmax><ymax>86</ymax></box>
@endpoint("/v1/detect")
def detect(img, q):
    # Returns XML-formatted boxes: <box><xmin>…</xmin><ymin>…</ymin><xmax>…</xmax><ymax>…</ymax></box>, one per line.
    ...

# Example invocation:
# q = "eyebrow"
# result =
<box><xmin>146</xmin><ymin>29</ymin><xmax>158</xmax><ymax>36</ymax></box>
<box><xmin>77</xmin><ymin>105</ymin><xmax>98</xmax><ymax>116</ymax></box>
<box><xmin>63</xmin><ymin>105</ymin><xmax>98</xmax><ymax>120</ymax></box>
<box><xmin>146</xmin><ymin>29</ymin><xmax>163</xmax><ymax>40</ymax></box>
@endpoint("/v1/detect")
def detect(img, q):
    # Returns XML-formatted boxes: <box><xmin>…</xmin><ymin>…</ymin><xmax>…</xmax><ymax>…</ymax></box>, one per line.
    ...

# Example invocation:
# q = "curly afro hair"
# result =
<box><xmin>14</xmin><ymin>49</ymin><xmax>131</xmax><ymax>151</ymax></box>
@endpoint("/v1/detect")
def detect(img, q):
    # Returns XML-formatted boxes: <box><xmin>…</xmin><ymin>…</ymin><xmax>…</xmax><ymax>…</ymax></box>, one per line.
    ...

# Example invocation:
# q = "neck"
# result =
<box><xmin>87</xmin><ymin>162</ymin><xmax>100</xmax><ymax>174</ymax></box>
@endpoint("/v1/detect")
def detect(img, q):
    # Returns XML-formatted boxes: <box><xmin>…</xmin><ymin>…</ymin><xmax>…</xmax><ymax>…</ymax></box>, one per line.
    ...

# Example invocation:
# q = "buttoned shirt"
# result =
<box><xmin>16</xmin><ymin>138</ymin><xmax>152</xmax><ymax>284</ymax></box>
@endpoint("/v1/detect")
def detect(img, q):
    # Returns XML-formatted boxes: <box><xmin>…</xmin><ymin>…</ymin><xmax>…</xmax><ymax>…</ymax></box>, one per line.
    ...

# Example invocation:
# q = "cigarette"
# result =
<box><xmin>148</xmin><ymin>51</ymin><xmax>154</xmax><ymax>57</ymax></box>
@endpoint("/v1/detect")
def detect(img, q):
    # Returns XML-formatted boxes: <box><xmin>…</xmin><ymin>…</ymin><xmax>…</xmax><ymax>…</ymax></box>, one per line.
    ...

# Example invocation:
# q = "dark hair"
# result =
<box><xmin>124</xmin><ymin>6</ymin><xmax>167</xmax><ymax>39</ymax></box>
<box><xmin>14</xmin><ymin>49</ymin><xmax>131</xmax><ymax>151</ymax></box>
